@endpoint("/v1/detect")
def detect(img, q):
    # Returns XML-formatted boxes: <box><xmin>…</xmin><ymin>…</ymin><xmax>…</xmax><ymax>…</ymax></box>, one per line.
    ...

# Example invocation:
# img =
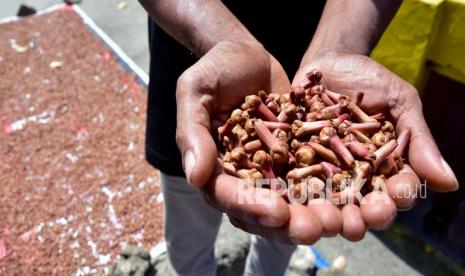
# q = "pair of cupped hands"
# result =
<box><xmin>175</xmin><ymin>41</ymin><xmax>458</xmax><ymax>244</ymax></box>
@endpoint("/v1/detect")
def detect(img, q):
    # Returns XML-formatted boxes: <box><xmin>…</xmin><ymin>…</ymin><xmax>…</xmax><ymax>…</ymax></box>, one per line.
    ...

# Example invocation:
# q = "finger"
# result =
<box><xmin>307</xmin><ymin>199</ymin><xmax>342</xmax><ymax>237</ymax></box>
<box><xmin>229</xmin><ymin>204</ymin><xmax>323</xmax><ymax>245</ymax></box>
<box><xmin>341</xmin><ymin>204</ymin><xmax>366</xmax><ymax>241</ymax></box>
<box><xmin>285</xmin><ymin>204</ymin><xmax>323</xmax><ymax>244</ymax></box>
<box><xmin>228</xmin><ymin>215</ymin><xmax>272</xmax><ymax>239</ymax></box>
<box><xmin>395</xmin><ymin>97</ymin><xmax>458</xmax><ymax>192</ymax></box>
<box><xmin>204</xmin><ymin>172</ymin><xmax>290</xmax><ymax>227</ymax></box>
<box><xmin>360</xmin><ymin>191</ymin><xmax>397</xmax><ymax>230</ymax></box>
<box><xmin>386</xmin><ymin>164</ymin><xmax>420</xmax><ymax>210</ymax></box>
<box><xmin>176</xmin><ymin>73</ymin><xmax>217</xmax><ymax>188</ymax></box>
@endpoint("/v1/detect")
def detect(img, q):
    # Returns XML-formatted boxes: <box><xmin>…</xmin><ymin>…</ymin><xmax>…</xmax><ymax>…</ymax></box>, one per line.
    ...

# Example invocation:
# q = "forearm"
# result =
<box><xmin>139</xmin><ymin>0</ymin><xmax>257</xmax><ymax>56</ymax></box>
<box><xmin>302</xmin><ymin>0</ymin><xmax>401</xmax><ymax>62</ymax></box>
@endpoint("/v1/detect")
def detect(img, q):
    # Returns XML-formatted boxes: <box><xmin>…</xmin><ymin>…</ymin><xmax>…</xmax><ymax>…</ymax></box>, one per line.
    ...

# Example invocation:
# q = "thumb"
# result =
<box><xmin>176</xmin><ymin>73</ymin><xmax>217</xmax><ymax>188</ymax></box>
<box><xmin>396</xmin><ymin>97</ymin><xmax>458</xmax><ymax>192</ymax></box>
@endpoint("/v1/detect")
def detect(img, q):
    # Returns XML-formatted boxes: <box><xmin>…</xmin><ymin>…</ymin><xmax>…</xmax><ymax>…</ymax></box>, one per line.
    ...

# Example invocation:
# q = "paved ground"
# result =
<box><xmin>1</xmin><ymin>1</ymin><xmax>421</xmax><ymax>275</ymax></box>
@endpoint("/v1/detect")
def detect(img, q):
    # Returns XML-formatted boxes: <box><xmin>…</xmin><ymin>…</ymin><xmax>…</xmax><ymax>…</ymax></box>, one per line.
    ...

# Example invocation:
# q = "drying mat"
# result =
<box><xmin>0</xmin><ymin>4</ymin><xmax>163</xmax><ymax>274</ymax></box>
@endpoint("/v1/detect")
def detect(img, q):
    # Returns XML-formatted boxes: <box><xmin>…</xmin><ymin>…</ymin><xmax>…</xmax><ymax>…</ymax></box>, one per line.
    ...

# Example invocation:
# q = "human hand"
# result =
<box><xmin>292</xmin><ymin>52</ymin><xmax>459</xmax><ymax>239</ymax></box>
<box><xmin>176</xmin><ymin>41</ymin><xmax>333</xmax><ymax>244</ymax></box>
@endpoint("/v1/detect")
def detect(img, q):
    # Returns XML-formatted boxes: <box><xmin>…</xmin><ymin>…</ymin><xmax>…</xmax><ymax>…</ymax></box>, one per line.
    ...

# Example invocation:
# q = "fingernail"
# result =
<box><xmin>183</xmin><ymin>150</ymin><xmax>195</xmax><ymax>185</ymax></box>
<box><xmin>258</xmin><ymin>216</ymin><xmax>282</xmax><ymax>227</ymax></box>
<box><xmin>440</xmin><ymin>157</ymin><xmax>458</xmax><ymax>189</ymax></box>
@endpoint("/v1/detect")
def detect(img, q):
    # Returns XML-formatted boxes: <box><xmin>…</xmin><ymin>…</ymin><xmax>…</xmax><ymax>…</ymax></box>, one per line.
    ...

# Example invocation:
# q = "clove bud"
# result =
<box><xmin>292</xmin><ymin>120</ymin><xmax>331</xmax><ymax>138</ymax></box>
<box><xmin>245</xmin><ymin>94</ymin><xmax>279</xmax><ymax>122</ymax></box>
<box><xmin>253</xmin><ymin>150</ymin><xmax>276</xmax><ymax>179</ymax></box>
<box><xmin>218</xmin><ymin>72</ymin><xmax>411</xmax><ymax>207</ymax></box>
<box><xmin>254</xmin><ymin>119</ymin><xmax>289</xmax><ymax>165</ymax></box>
<box><xmin>295</xmin><ymin>146</ymin><xmax>316</xmax><ymax>167</ymax></box>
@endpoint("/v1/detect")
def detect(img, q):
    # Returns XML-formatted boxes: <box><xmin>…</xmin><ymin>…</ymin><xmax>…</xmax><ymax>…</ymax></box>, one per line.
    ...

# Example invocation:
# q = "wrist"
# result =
<box><xmin>300</xmin><ymin>43</ymin><xmax>370</xmax><ymax>68</ymax></box>
<box><xmin>195</xmin><ymin>35</ymin><xmax>260</xmax><ymax>57</ymax></box>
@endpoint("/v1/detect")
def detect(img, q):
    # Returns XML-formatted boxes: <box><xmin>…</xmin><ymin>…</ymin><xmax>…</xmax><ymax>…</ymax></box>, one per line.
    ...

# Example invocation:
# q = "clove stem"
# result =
<box><xmin>329</xmin><ymin>134</ymin><xmax>355</xmax><ymax>168</ymax></box>
<box><xmin>347</xmin><ymin>141</ymin><xmax>376</xmax><ymax>160</ymax></box>
<box><xmin>349</xmin><ymin>121</ymin><xmax>381</xmax><ymax>133</ymax></box>
<box><xmin>309</xmin><ymin>142</ymin><xmax>341</xmax><ymax>167</ymax></box>
<box><xmin>244</xmin><ymin>140</ymin><xmax>263</xmax><ymax>153</ymax></box>
<box><xmin>331</xmin><ymin>113</ymin><xmax>349</xmax><ymax>127</ymax></box>
<box><xmin>324</xmin><ymin>88</ymin><xmax>345</xmax><ymax>103</ymax></box>
<box><xmin>277</xmin><ymin>104</ymin><xmax>297</xmax><ymax>123</ymax></box>
<box><xmin>321</xmin><ymin>161</ymin><xmax>342</xmax><ymax>179</ymax></box>
<box><xmin>347</xmin><ymin>102</ymin><xmax>377</xmax><ymax>123</ymax></box>
<box><xmin>373</xmin><ymin>139</ymin><xmax>398</xmax><ymax>170</ymax></box>
<box><xmin>245</xmin><ymin>95</ymin><xmax>279</xmax><ymax>122</ymax></box>
<box><xmin>351</xmin><ymin>160</ymin><xmax>372</xmax><ymax>192</ymax></box>
<box><xmin>287</xmin><ymin>164</ymin><xmax>324</xmax><ymax>179</ymax></box>
<box><xmin>392</xmin><ymin>129</ymin><xmax>411</xmax><ymax>158</ymax></box>
<box><xmin>254</xmin><ymin>119</ymin><xmax>289</xmax><ymax>164</ymax></box>
<box><xmin>321</xmin><ymin>93</ymin><xmax>336</xmax><ymax>106</ymax></box>
<box><xmin>292</xmin><ymin>120</ymin><xmax>331</xmax><ymax>137</ymax></box>
<box><xmin>349</xmin><ymin>128</ymin><xmax>372</xmax><ymax>144</ymax></box>
<box><xmin>262</xmin><ymin>121</ymin><xmax>291</xmax><ymax>131</ymax></box>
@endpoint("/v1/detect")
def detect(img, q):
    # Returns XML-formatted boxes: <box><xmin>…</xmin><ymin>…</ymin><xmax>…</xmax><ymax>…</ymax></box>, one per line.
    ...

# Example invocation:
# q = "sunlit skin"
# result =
<box><xmin>139</xmin><ymin>0</ymin><xmax>459</xmax><ymax>244</ymax></box>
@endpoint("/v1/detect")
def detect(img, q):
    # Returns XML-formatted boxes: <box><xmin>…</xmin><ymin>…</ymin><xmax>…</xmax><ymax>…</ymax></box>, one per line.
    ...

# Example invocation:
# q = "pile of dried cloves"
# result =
<box><xmin>218</xmin><ymin>70</ymin><xmax>410</xmax><ymax>204</ymax></box>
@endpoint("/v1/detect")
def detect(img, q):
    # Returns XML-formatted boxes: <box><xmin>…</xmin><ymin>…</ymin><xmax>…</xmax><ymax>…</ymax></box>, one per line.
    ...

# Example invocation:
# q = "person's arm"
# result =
<box><xmin>139</xmin><ymin>0</ymin><xmax>329</xmax><ymax>244</ymax></box>
<box><xmin>138</xmin><ymin>0</ymin><xmax>257</xmax><ymax>56</ymax></box>
<box><xmin>302</xmin><ymin>0</ymin><xmax>401</xmax><ymax>62</ymax></box>
<box><xmin>292</xmin><ymin>0</ymin><xmax>457</xmax><ymax>239</ymax></box>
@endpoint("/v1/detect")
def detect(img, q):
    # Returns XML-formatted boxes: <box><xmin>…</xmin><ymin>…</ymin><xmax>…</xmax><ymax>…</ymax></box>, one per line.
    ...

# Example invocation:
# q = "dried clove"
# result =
<box><xmin>218</xmin><ymin>70</ymin><xmax>410</xmax><ymax>207</ymax></box>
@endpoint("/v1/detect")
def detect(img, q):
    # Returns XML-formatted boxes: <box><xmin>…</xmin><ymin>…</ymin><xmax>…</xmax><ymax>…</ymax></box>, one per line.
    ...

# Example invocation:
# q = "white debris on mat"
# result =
<box><xmin>97</xmin><ymin>254</ymin><xmax>112</xmax><ymax>265</ymax></box>
<box><xmin>71</xmin><ymin>241</ymin><xmax>80</xmax><ymax>249</ymax></box>
<box><xmin>156</xmin><ymin>193</ymin><xmax>164</xmax><ymax>203</ymax></box>
<box><xmin>72</xmin><ymin>266</ymin><xmax>97</xmax><ymax>276</ymax></box>
<box><xmin>101</xmin><ymin>186</ymin><xmax>123</xmax><ymax>230</ymax></box>
<box><xmin>127</xmin><ymin>141</ymin><xmax>134</xmax><ymax>151</ymax></box>
<box><xmin>98</xmin><ymin>112</ymin><xmax>104</xmax><ymax>123</ymax></box>
<box><xmin>55</xmin><ymin>217</ymin><xmax>69</xmax><ymax>226</ymax></box>
<box><xmin>49</xmin><ymin>60</ymin><xmax>64</xmax><ymax>68</ymax></box>
<box><xmin>6</xmin><ymin>110</ymin><xmax>55</xmax><ymax>133</ymax></box>
<box><xmin>9</xmin><ymin>38</ymin><xmax>28</xmax><ymax>53</ymax></box>
<box><xmin>131</xmin><ymin>229</ymin><xmax>144</xmax><ymax>241</ymax></box>
<box><xmin>65</xmin><ymin>152</ymin><xmax>79</xmax><ymax>164</ymax></box>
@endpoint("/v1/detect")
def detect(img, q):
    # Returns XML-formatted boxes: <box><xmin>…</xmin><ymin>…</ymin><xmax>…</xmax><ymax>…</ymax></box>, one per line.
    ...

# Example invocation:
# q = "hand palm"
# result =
<box><xmin>293</xmin><ymin>53</ymin><xmax>458</xmax><ymax>197</ymax></box>
<box><xmin>176</xmin><ymin>45</ymin><xmax>457</xmax><ymax>245</ymax></box>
